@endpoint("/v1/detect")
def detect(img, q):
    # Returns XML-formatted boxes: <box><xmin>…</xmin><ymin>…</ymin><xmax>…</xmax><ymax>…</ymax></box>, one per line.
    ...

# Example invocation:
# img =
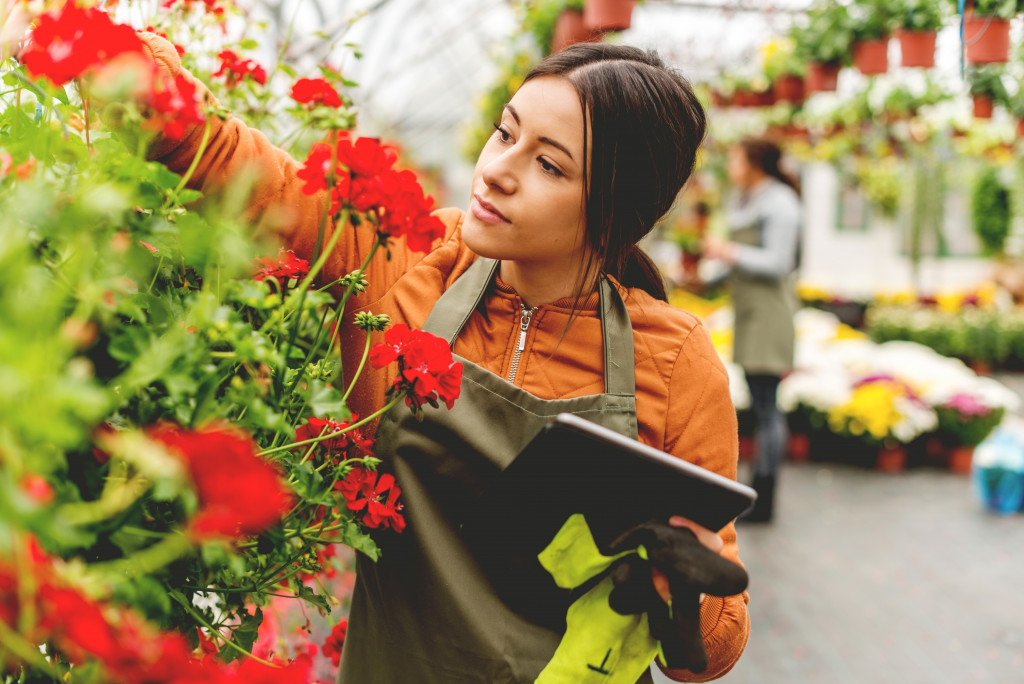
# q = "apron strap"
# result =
<box><xmin>599</xmin><ymin>275</ymin><xmax>636</xmax><ymax>398</ymax></box>
<box><xmin>422</xmin><ymin>257</ymin><xmax>636</xmax><ymax>397</ymax></box>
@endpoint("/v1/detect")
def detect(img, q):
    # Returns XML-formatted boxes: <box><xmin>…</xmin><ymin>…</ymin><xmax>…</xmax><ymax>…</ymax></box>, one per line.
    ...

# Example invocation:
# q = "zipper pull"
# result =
<box><xmin>517</xmin><ymin>306</ymin><xmax>536</xmax><ymax>351</ymax></box>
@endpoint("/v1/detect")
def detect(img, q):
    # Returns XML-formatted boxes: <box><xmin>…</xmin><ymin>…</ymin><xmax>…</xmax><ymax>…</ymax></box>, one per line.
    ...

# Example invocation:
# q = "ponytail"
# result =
<box><xmin>739</xmin><ymin>137</ymin><xmax>800</xmax><ymax>197</ymax></box>
<box><xmin>618</xmin><ymin>245</ymin><xmax>668</xmax><ymax>302</ymax></box>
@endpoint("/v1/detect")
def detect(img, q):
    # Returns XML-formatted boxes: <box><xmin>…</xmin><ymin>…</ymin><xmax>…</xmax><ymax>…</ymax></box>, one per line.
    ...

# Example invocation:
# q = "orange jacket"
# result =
<box><xmin>140</xmin><ymin>33</ymin><xmax>750</xmax><ymax>682</ymax></box>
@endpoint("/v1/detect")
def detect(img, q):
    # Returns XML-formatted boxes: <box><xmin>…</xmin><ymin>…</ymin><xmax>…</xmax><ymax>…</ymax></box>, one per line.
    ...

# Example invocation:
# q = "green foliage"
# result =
<box><xmin>958</xmin><ymin>0</ymin><xmax>1024</xmax><ymax>19</ymax></box>
<box><xmin>523</xmin><ymin>0</ymin><xmax>585</xmax><ymax>55</ymax></box>
<box><xmin>791</xmin><ymin>1</ymin><xmax>855</xmax><ymax>65</ymax></box>
<box><xmin>935</xmin><ymin>403</ymin><xmax>1005</xmax><ymax>446</ymax></box>
<box><xmin>866</xmin><ymin>305</ymin><xmax>1024</xmax><ymax>366</ymax></box>
<box><xmin>967</xmin><ymin>64</ymin><xmax>1009</xmax><ymax>103</ymax></box>
<box><xmin>896</xmin><ymin>0</ymin><xmax>948</xmax><ymax>31</ymax></box>
<box><xmin>971</xmin><ymin>164</ymin><xmax>1012</xmax><ymax>255</ymax></box>
<box><xmin>848</xmin><ymin>0</ymin><xmax>899</xmax><ymax>40</ymax></box>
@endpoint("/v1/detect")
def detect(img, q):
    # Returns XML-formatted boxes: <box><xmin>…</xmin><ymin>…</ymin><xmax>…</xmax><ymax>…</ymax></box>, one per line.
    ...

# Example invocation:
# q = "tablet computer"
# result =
<box><xmin>462</xmin><ymin>413</ymin><xmax>755</xmax><ymax>614</ymax></box>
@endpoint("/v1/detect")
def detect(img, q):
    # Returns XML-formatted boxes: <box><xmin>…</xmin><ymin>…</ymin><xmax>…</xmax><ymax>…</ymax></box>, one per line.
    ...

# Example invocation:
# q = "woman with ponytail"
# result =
<box><xmin>3</xmin><ymin>3</ymin><xmax>751</xmax><ymax>674</ymax></box>
<box><xmin>704</xmin><ymin>138</ymin><xmax>802</xmax><ymax>524</ymax></box>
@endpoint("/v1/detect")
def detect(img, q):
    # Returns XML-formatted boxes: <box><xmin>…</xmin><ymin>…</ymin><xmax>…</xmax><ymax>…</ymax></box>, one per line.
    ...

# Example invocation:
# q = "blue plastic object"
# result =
<box><xmin>972</xmin><ymin>425</ymin><xmax>1024</xmax><ymax>515</ymax></box>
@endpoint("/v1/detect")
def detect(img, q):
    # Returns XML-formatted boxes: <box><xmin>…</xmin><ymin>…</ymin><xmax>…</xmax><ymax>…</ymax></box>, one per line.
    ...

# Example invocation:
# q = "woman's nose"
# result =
<box><xmin>480</xmin><ymin>148</ymin><xmax>517</xmax><ymax>195</ymax></box>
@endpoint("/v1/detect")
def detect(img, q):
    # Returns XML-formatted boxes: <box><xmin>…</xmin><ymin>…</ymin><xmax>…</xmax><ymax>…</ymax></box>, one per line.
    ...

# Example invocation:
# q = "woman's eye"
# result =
<box><xmin>538</xmin><ymin>158</ymin><xmax>563</xmax><ymax>177</ymax></box>
<box><xmin>493</xmin><ymin>124</ymin><xmax>512</xmax><ymax>143</ymax></box>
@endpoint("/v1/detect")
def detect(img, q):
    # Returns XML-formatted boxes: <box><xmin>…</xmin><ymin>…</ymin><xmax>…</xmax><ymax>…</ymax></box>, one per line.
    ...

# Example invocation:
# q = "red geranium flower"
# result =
<box><xmin>0</xmin><ymin>152</ymin><xmax>12</xmax><ymax>178</ymax></box>
<box><xmin>214</xmin><ymin>49</ymin><xmax>267</xmax><ymax>86</ymax></box>
<box><xmin>369</xmin><ymin>324</ymin><xmax>462</xmax><ymax>412</ymax></box>
<box><xmin>320</xmin><ymin>618</ymin><xmax>348</xmax><ymax>667</ymax></box>
<box><xmin>336</xmin><ymin>466</ymin><xmax>405</xmax><ymax>532</ymax></box>
<box><xmin>146</xmin><ymin>72</ymin><xmax>206</xmax><ymax>141</ymax></box>
<box><xmin>253</xmin><ymin>248</ymin><xmax>310</xmax><ymax>283</ymax></box>
<box><xmin>149</xmin><ymin>423</ymin><xmax>293</xmax><ymax>539</ymax></box>
<box><xmin>290</xmin><ymin>77</ymin><xmax>343</xmax><ymax>108</ymax></box>
<box><xmin>295</xmin><ymin>415</ymin><xmax>374</xmax><ymax>462</ymax></box>
<box><xmin>22</xmin><ymin>1</ymin><xmax>144</xmax><ymax>86</ymax></box>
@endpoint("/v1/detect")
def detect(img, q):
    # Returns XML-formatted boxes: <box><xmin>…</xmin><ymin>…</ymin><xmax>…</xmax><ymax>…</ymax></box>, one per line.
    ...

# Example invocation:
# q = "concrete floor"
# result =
<box><xmin>721</xmin><ymin>461</ymin><xmax>1024</xmax><ymax>684</ymax></box>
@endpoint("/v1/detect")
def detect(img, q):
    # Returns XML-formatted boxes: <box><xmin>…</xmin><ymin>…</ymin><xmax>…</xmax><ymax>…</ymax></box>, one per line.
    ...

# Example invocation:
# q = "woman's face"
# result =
<box><xmin>462</xmin><ymin>75</ymin><xmax>589</xmax><ymax>276</ymax></box>
<box><xmin>726</xmin><ymin>145</ymin><xmax>754</xmax><ymax>188</ymax></box>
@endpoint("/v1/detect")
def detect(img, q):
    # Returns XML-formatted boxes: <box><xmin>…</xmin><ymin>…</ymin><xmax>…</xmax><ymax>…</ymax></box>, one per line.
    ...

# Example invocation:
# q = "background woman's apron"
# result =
<box><xmin>338</xmin><ymin>257</ymin><xmax>649</xmax><ymax>683</ymax></box>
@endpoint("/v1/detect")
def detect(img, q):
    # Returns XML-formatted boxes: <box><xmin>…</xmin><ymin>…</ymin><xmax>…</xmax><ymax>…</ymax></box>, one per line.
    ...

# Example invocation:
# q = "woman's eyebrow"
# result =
<box><xmin>503</xmin><ymin>104</ymin><xmax>576</xmax><ymax>162</ymax></box>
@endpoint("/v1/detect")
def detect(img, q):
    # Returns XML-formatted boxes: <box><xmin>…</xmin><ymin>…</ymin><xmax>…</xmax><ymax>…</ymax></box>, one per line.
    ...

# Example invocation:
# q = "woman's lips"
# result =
<box><xmin>471</xmin><ymin>195</ymin><xmax>510</xmax><ymax>224</ymax></box>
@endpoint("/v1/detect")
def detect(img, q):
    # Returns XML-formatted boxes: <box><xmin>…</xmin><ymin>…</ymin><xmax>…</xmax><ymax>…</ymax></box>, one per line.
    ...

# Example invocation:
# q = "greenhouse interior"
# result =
<box><xmin>1</xmin><ymin>0</ymin><xmax>1023</xmax><ymax>682</ymax></box>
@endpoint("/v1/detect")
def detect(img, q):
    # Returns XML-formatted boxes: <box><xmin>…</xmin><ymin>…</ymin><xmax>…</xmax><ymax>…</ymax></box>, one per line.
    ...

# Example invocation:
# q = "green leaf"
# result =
<box><xmin>228</xmin><ymin>606</ymin><xmax>263</xmax><ymax>663</ymax></box>
<box><xmin>297</xmin><ymin>584</ymin><xmax>331</xmax><ymax>613</ymax></box>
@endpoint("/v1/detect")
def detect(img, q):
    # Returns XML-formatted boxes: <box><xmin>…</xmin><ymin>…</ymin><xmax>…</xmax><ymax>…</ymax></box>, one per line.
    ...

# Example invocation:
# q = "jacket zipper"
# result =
<box><xmin>507</xmin><ymin>305</ymin><xmax>538</xmax><ymax>384</ymax></box>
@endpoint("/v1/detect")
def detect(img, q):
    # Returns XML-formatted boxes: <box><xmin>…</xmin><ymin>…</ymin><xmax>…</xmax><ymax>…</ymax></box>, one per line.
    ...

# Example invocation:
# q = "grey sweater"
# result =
<box><xmin>725</xmin><ymin>178</ymin><xmax>801</xmax><ymax>279</ymax></box>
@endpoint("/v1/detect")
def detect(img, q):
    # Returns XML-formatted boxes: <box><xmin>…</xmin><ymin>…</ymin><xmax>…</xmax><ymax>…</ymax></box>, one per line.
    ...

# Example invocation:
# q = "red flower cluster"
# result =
<box><xmin>253</xmin><ymin>248</ymin><xmax>310</xmax><ymax>283</ymax></box>
<box><xmin>369</xmin><ymin>323</ymin><xmax>462</xmax><ymax>412</ymax></box>
<box><xmin>0</xmin><ymin>541</ymin><xmax>310</xmax><ymax>683</ymax></box>
<box><xmin>148</xmin><ymin>423</ymin><xmax>293</xmax><ymax>539</ymax></box>
<box><xmin>214</xmin><ymin>49</ymin><xmax>267</xmax><ymax>86</ymax></box>
<box><xmin>320</xmin><ymin>618</ymin><xmax>348</xmax><ymax>667</ymax></box>
<box><xmin>296</xmin><ymin>133</ymin><xmax>445</xmax><ymax>252</ymax></box>
<box><xmin>295</xmin><ymin>415</ymin><xmax>374</xmax><ymax>464</ymax></box>
<box><xmin>291</xmin><ymin>77</ymin><xmax>343</xmax><ymax>108</ymax></box>
<box><xmin>336</xmin><ymin>466</ymin><xmax>405</xmax><ymax>532</ymax></box>
<box><xmin>161</xmin><ymin>0</ymin><xmax>229</xmax><ymax>21</ymax></box>
<box><xmin>21</xmin><ymin>1</ymin><xmax>144</xmax><ymax>86</ymax></box>
<box><xmin>146</xmin><ymin>71</ymin><xmax>206</xmax><ymax>141</ymax></box>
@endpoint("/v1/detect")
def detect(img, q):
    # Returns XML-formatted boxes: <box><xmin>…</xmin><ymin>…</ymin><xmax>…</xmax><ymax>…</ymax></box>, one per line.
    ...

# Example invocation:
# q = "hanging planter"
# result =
<box><xmin>772</xmin><ymin>74</ymin><xmax>805</xmax><ymax>104</ymax></box>
<box><xmin>806</xmin><ymin>62</ymin><xmax>841</xmax><ymax>93</ymax></box>
<box><xmin>963</xmin><ymin>12</ymin><xmax>1011</xmax><ymax>64</ymax></box>
<box><xmin>583</xmin><ymin>0</ymin><xmax>635</xmax><ymax>32</ymax></box>
<box><xmin>853</xmin><ymin>38</ymin><xmax>889</xmax><ymax>75</ymax></box>
<box><xmin>897</xmin><ymin>30</ymin><xmax>937</xmax><ymax>68</ymax></box>
<box><xmin>551</xmin><ymin>9</ymin><xmax>597</xmax><ymax>53</ymax></box>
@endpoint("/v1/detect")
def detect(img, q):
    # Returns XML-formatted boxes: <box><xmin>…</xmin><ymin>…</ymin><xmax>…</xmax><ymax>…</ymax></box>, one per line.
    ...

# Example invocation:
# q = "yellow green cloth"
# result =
<box><xmin>535</xmin><ymin>514</ymin><xmax>659</xmax><ymax>684</ymax></box>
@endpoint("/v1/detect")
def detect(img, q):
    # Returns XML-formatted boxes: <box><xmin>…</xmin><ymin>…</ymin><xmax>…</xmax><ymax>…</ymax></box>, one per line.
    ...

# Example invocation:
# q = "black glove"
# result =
<box><xmin>606</xmin><ymin>520</ymin><xmax>748</xmax><ymax>674</ymax></box>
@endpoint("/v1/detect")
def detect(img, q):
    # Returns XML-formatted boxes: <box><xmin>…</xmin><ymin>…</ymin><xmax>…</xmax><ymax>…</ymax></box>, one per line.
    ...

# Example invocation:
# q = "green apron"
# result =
<box><xmin>730</xmin><ymin>223</ymin><xmax>796</xmax><ymax>376</ymax></box>
<box><xmin>338</xmin><ymin>257</ymin><xmax>654</xmax><ymax>683</ymax></box>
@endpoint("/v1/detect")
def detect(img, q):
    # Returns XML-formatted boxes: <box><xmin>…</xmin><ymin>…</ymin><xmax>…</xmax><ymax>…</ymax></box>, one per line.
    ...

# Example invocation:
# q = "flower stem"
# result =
<box><xmin>172</xmin><ymin>116</ymin><xmax>212</xmax><ymax>197</ymax></box>
<box><xmin>59</xmin><ymin>472</ymin><xmax>150</xmax><ymax>525</ymax></box>
<box><xmin>341</xmin><ymin>333</ymin><xmax>372</xmax><ymax>404</ymax></box>
<box><xmin>259</xmin><ymin>395</ymin><xmax>400</xmax><ymax>458</ymax></box>
<box><xmin>0</xmin><ymin>620</ymin><xmax>56</xmax><ymax>675</ymax></box>
<box><xmin>91</xmin><ymin>533</ymin><xmax>191</xmax><ymax>579</ymax></box>
<box><xmin>168</xmin><ymin>591</ymin><xmax>280</xmax><ymax>668</ymax></box>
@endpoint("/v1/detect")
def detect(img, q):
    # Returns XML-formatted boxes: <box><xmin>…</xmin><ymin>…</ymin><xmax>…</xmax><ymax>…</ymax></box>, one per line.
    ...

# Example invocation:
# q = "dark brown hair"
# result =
<box><xmin>737</xmin><ymin>137</ymin><xmax>801</xmax><ymax>197</ymax></box>
<box><xmin>523</xmin><ymin>43</ymin><xmax>706</xmax><ymax>302</ymax></box>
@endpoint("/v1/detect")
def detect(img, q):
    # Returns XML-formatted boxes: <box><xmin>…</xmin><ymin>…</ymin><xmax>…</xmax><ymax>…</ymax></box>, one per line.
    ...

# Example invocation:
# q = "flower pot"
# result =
<box><xmin>963</xmin><ymin>12</ymin><xmax>1010</xmax><ymax>64</ymax></box>
<box><xmin>876</xmin><ymin>445</ymin><xmax>907</xmax><ymax>473</ymax></box>
<box><xmin>853</xmin><ymin>38</ymin><xmax>889</xmax><ymax>75</ymax></box>
<box><xmin>551</xmin><ymin>9</ymin><xmax>597</xmax><ymax>53</ymax></box>
<box><xmin>948</xmin><ymin>445</ymin><xmax>975</xmax><ymax>475</ymax></box>
<box><xmin>787</xmin><ymin>432</ymin><xmax>810</xmax><ymax>461</ymax></box>
<box><xmin>973</xmin><ymin>94</ymin><xmax>994</xmax><ymax>119</ymax></box>
<box><xmin>583</xmin><ymin>0</ymin><xmax>634</xmax><ymax>32</ymax></box>
<box><xmin>897</xmin><ymin>29</ymin><xmax>936</xmax><ymax>68</ymax></box>
<box><xmin>772</xmin><ymin>74</ymin><xmax>805</xmax><ymax>104</ymax></box>
<box><xmin>806</xmin><ymin>62</ymin><xmax>840</xmax><ymax>93</ymax></box>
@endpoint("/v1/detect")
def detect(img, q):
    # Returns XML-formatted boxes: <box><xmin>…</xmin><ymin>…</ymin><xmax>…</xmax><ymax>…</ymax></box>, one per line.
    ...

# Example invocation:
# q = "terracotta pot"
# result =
<box><xmin>876</xmin><ymin>445</ymin><xmax>907</xmax><ymax>473</ymax></box>
<box><xmin>853</xmin><ymin>38</ymin><xmax>889</xmax><ymax>75</ymax></box>
<box><xmin>964</xmin><ymin>12</ymin><xmax>1010</xmax><ymax>64</ymax></box>
<box><xmin>806</xmin><ymin>62</ymin><xmax>840</xmax><ymax>93</ymax></box>
<box><xmin>733</xmin><ymin>89</ymin><xmax>757</xmax><ymax>107</ymax></box>
<box><xmin>897</xmin><ymin>29</ymin><xmax>936</xmax><ymax>68</ymax></box>
<box><xmin>973</xmin><ymin>94</ymin><xmax>995</xmax><ymax>119</ymax></box>
<box><xmin>773</xmin><ymin>74</ymin><xmax>805</xmax><ymax>104</ymax></box>
<box><xmin>583</xmin><ymin>0</ymin><xmax>635</xmax><ymax>32</ymax></box>
<box><xmin>948</xmin><ymin>445</ymin><xmax>975</xmax><ymax>475</ymax></box>
<box><xmin>551</xmin><ymin>9</ymin><xmax>597</xmax><ymax>53</ymax></box>
<box><xmin>787</xmin><ymin>433</ymin><xmax>810</xmax><ymax>461</ymax></box>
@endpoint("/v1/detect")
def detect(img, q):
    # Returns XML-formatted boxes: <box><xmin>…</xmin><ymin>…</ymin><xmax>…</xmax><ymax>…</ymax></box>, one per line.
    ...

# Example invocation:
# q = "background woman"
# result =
<box><xmin>703</xmin><ymin>138</ymin><xmax>802</xmax><ymax>524</ymax></box>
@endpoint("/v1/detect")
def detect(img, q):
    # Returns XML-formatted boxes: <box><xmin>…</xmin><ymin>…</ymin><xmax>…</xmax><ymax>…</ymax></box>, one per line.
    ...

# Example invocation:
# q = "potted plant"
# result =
<box><xmin>762</xmin><ymin>37</ymin><xmax>806</xmax><ymax>104</ymax></box>
<box><xmin>791</xmin><ymin>2</ymin><xmax>854</xmax><ymax>93</ymax></box>
<box><xmin>895</xmin><ymin>0</ymin><xmax>947</xmax><ymax>67</ymax></box>
<box><xmin>971</xmin><ymin>162</ymin><xmax>1012</xmax><ymax>255</ymax></box>
<box><xmin>966</xmin><ymin>64</ymin><xmax>1008</xmax><ymax>118</ymax></box>
<box><xmin>934</xmin><ymin>394</ymin><xmax>1006</xmax><ymax>473</ymax></box>
<box><xmin>958</xmin><ymin>0</ymin><xmax>1024</xmax><ymax>64</ymax></box>
<box><xmin>530</xmin><ymin>0</ymin><xmax>594</xmax><ymax>54</ymax></box>
<box><xmin>583</xmin><ymin>0</ymin><xmax>635</xmax><ymax>32</ymax></box>
<box><xmin>849</xmin><ymin>0</ymin><xmax>897</xmax><ymax>75</ymax></box>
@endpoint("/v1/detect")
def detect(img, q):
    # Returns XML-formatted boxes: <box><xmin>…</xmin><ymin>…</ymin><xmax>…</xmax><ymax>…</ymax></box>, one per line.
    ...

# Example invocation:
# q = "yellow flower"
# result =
<box><xmin>834</xmin><ymin>324</ymin><xmax>867</xmax><ymax>340</ymax></box>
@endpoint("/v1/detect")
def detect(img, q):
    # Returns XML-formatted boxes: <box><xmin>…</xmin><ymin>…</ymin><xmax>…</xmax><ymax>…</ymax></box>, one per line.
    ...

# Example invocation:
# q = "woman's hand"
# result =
<box><xmin>0</xmin><ymin>0</ymin><xmax>35</xmax><ymax>61</ymax></box>
<box><xmin>651</xmin><ymin>516</ymin><xmax>723</xmax><ymax>603</ymax></box>
<box><xmin>700</xmin><ymin>235</ymin><xmax>737</xmax><ymax>264</ymax></box>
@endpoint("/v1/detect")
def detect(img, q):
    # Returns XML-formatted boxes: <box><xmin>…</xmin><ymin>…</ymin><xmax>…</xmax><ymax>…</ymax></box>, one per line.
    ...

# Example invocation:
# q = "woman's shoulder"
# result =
<box><xmin>620</xmin><ymin>286</ymin><xmax>722</xmax><ymax>371</ymax></box>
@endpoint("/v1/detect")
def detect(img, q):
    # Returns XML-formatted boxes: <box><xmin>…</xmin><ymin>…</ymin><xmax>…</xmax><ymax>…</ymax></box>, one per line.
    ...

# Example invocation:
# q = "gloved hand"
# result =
<box><xmin>606</xmin><ymin>520</ymin><xmax>748</xmax><ymax>674</ymax></box>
